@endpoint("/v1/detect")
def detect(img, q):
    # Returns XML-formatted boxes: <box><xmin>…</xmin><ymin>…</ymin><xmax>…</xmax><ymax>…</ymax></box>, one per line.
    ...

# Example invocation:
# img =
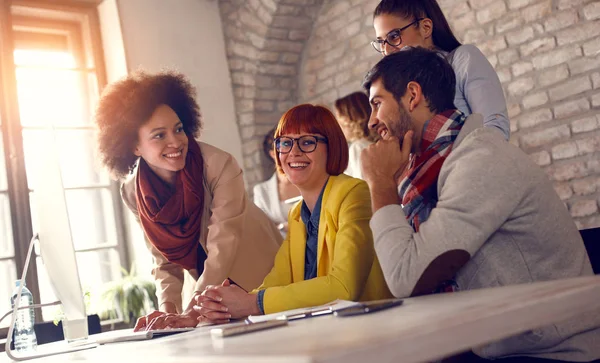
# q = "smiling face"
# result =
<box><xmin>368</xmin><ymin>78</ymin><xmax>415</xmax><ymax>151</ymax></box>
<box><xmin>134</xmin><ymin>104</ymin><xmax>188</xmax><ymax>184</ymax></box>
<box><xmin>279</xmin><ymin>132</ymin><xmax>329</xmax><ymax>193</ymax></box>
<box><xmin>373</xmin><ymin>14</ymin><xmax>430</xmax><ymax>56</ymax></box>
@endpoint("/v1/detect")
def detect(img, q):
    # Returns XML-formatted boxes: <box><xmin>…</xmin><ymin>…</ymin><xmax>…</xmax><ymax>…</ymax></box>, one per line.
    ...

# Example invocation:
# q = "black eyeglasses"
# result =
<box><xmin>275</xmin><ymin>135</ymin><xmax>328</xmax><ymax>154</ymax></box>
<box><xmin>371</xmin><ymin>18</ymin><xmax>423</xmax><ymax>54</ymax></box>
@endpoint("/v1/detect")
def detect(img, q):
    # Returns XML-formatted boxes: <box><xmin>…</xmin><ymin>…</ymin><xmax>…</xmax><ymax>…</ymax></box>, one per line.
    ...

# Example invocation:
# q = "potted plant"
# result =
<box><xmin>95</xmin><ymin>265</ymin><xmax>158</xmax><ymax>328</ymax></box>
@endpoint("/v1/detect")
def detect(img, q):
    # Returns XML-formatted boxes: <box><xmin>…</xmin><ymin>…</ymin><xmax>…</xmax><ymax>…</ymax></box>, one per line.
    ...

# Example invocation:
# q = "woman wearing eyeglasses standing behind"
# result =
<box><xmin>192</xmin><ymin>104</ymin><xmax>392</xmax><ymax>322</ymax></box>
<box><xmin>372</xmin><ymin>0</ymin><xmax>510</xmax><ymax>140</ymax></box>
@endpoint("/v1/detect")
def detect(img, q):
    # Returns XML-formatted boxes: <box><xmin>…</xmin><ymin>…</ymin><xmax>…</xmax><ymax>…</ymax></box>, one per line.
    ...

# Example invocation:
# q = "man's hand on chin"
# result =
<box><xmin>361</xmin><ymin>131</ymin><xmax>413</xmax><ymax>213</ymax></box>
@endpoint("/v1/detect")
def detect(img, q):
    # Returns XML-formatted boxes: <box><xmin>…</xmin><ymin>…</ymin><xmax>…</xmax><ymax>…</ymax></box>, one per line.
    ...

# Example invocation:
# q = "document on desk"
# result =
<box><xmin>246</xmin><ymin>299</ymin><xmax>360</xmax><ymax>323</ymax></box>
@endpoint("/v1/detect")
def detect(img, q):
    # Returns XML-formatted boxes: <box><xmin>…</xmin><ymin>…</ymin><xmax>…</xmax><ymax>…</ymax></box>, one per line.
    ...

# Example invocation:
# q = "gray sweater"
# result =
<box><xmin>371</xmin><ymin>114</ymin><xmax>600</xmax><ymax>361</ymax></box>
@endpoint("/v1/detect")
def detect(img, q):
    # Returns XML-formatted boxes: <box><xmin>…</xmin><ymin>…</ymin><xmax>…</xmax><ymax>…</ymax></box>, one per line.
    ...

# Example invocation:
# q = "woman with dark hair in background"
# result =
<box><xmin>334</xmin><ymin>92</ymin><xmax>378</xmax><ymax>180</ymax></box>
<box><xmin>371</xmin><ymin>0</ymin><xmax>510</xmax><ymax>140</ymax></box>
<box><xmin>94</xmin><ymin>70</ymin><xmax>282</xmax><ymax>331</ymax></box>
<box><xmin>253</xmin><ymin>127</ymin><xmax>300</xmax><ymax>236</ymax></box>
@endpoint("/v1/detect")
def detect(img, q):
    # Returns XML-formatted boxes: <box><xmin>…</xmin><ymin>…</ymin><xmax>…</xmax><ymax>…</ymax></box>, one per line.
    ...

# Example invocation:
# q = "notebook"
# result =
<box><xmin>246</xmin><ymin>299</ymin><xmax>360</xmax><ymax>323</ymax></box>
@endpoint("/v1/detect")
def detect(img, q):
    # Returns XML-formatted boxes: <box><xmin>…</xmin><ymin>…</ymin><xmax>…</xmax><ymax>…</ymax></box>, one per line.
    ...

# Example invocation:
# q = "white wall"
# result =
<box><xmin>97</xmin><ymin>0</ymin><xmax>243</xmax><ymax>283</ymax></box>
<box><xmin>100</xmin><ymin>0</ymin><xmax>243</xmax><ymax>164</ymax></box>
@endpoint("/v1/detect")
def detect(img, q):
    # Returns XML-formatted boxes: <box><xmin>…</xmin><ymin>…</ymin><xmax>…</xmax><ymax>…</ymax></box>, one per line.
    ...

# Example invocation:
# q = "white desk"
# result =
<box><xmin>3</xmin><ymin>275</ymin><xmax>600</xmax><ymax>363</ymax></box>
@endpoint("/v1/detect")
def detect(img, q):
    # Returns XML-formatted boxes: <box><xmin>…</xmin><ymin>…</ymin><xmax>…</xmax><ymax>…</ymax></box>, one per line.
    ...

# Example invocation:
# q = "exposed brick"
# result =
<box><xmin>575</xmin><ymin>215</ymin><xmax>600</xmax><ymax>230</ymax></box>
<box><xmin>557</xmin><ymin>0</ymin><xmax>587</xmax><ymax>10</ymax></box>
<box><xmin>522</xmin><ymin>91</ymin><xmax>549</xmax><ymax>109</ymax></box>
<box><xmin>497</xmin><ymin>68</ymin><xmax>512</xmax><ymax>83</ymax></box>
<box><xmin>463</xmin><ymin>28</ymin><xmax>487</xmax><ymax>43</ymax></box>
<box><xmin>538</xmin><ymin>64</ymin><xmax>570</xmax><ymax>87</ymax></box>
<box><xmin>545</xmin><ymin>161</ymin><xmax>588</xmax><ymax>181</ymax></box>
<box><xmin>512</xmin><ymin>61</ymin><xmax>534</xmax><ymax>77</ymax></box>
<box><xmin>508</xmin><ymin>77</ymin><xmax>534</xmax><ymax>98</ymax></box>
<box><xmin>548</xmin><ymin>76</ymin><xmax>592</xmax><ymax>101</ymax></box>
<box><xmin>453</xmin><ymin>11</ymin><xmax>476</xmax><ymax>33</ymax></box>
<box><xmin>469</xmin><ymin>0</ymin><xmax>494</xmax><ymax>9</ymax></box>
<box><xmin>544</xmin><ymin>10</ymin><xmax>579</xmax><ymax>32</ymax></box>
<box><xmin>594</xmin><ymin>72</ymin><xmax>600</xmax><ymax>89</ymax></box>
<box><xmin>506</xmin><ymin>27</ymin><xmax>535</xmax><ymax>46</ymax></box>
<box><xmin>532</xmin><ymin>45</ymin><xmax>582</xmax><ymax>70</ymax></box>
<box><xmin>507</xmin><ymin>0</ymin><xmax>537</xmax><ymax>10</ymax></box>
<box><xmin>555</xmin><ymin>99</ymin><xmax>591</xmax><ymax>119</ymax></box>
<box><xmin>556</xmin><ymin>21</ymin><xmax>600</xmax><ymax>46</ymax></box>
<box><xmin>449</xmin><ymin>1</ymin><xmax>472</xmax><ymax>17</ymax></box>
<box><xmin>265</xmin><ymin>39</ymin><xmax>303</xmax><ymax>53</ymax></box>
<box><xmin>476</xmin><ymin>1</ymin><xmax>507</xmax><ymax>24</ymax></box>
<box><xmin>531</xmin><ymin>150</ymin><xmax>551</xmax><ymax>166</ymax></box>
<box><xmin>583</xmin><ymin>37</ymin><xmax>600</xmax><ymax>56</ymax></box>
<box><xmin>553</xmin><ymin>182</ymin><xmax>573</xmax><ymax>200</ymax></box>
<box><xmin>478</xmin><ymin>36</ymin><xmax>508</xmax><ymax>55</ymax></box>
<box><xmin>517</xmin><ymin>108</ymin><xmax>553</xmax><ymax>129</ymax></box>
<box><xmin>583</xmin><ymin>2</ymin><xmax>600</xmax><ymax>20</ymax></box>
<box><xmin>496</xmin><ymin>13</ymin><xmax>522</xmax><ymax>33</ymax></box>
<box><xmin>520</xmin><ymin>37</ymin><xmax>556</xmax><ymax>58</ymax></box>
<box><xmin>521</xmin><ymin>1</ymin><xmax>552</xmax><ymax>22</ymax></box>
<box><xmin>498</xmin><ymin>48</ymin><xmax>519</xmax><ymax>65</ymax></box>
<box><xmin>552</xmin><ymin>141</ymin><xmax>578</xmax><ymax>160</ymax></box>
<box><xmin>568</xmin><ymin>55</ymin><xmax>600</xmax><ymax>75</ymax></box>
<box><xmin>576</xmin><ymin>135</ymin><xmax>600</xmax><ymax>155</ymax></box>
<box><xmin>510</xmin><ymin>117</ymin><xmax>519</xmax><ymax>133</ymax></box>
<box><xmin>570</xmin><ymin>199</ymin><xmax>598</xmax><ymax>218</ymax></box>
<box><xmin>520</xmin><ymin>124</ymin><xmax>570</xmax><ymax>149</ymax></box>
<box><xmin>572</xmin><ymin>177</ymin><xmax>600</xmax><ymax>196</ymax></box>
<box><xmin>289</xmin><ymin>29</ymin><xmax>311</xmax><ymax>41</ymax></box>
<box><xmin>593</xmin><ymin>92</ymin><xmax>600</xmax><ymax>107</ymax></box>
<box><xmin>508</xmin><ymin>103</ymin><xmax>522</xmax><ymax>119</ymax></box>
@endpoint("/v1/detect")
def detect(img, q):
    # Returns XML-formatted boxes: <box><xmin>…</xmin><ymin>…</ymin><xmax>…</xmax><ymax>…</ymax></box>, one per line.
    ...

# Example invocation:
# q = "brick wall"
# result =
<box><xmin>221</xmin><ymin>0</ymin><xmax>600</xmax><ymax>229</ymax></box>
<box><xmin>219</xmin><ymin>0</ymin><xmax>323</xmax><ymax>186</ymax></box>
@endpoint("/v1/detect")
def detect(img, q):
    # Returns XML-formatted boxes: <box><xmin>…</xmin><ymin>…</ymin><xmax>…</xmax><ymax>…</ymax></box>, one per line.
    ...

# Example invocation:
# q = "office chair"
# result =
<box><xmin>580</xmin><ymin>227</ymin><xmax>600</xmax><ymax>274</ymax></box>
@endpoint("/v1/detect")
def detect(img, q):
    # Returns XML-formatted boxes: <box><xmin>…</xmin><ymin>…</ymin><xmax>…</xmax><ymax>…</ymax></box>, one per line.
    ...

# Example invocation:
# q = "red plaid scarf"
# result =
<box><xmin>398</xmin><ymin>110</ymin><xmax>466</xmax><ymax>232</ymax></box>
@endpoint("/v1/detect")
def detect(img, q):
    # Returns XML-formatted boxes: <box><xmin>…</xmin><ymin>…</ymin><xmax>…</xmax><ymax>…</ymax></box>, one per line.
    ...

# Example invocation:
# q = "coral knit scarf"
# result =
<box><xmin>398</xmin><ymin>110</ymin><xmax>466</xmax><ymax>232</ymax></box>
<box><xmin>135</xmin><ymin>138</ymin><xmax>206</xmax><ymax>272</ymax></box>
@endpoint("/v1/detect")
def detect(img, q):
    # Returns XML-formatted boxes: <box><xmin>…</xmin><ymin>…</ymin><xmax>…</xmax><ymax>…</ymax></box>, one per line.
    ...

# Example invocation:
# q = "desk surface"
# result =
<box><xmin>3</xmin><ymin>275</ymin><xmax>600</xmax><ymax>363</ymax></box>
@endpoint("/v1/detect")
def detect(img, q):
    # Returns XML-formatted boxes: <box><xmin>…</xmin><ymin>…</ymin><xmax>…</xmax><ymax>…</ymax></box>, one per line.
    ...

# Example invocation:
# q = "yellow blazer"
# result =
<box><xmin>254</xmin><ymin>174</ymin><xmax>392</xmax><ymax>314</ymax></box>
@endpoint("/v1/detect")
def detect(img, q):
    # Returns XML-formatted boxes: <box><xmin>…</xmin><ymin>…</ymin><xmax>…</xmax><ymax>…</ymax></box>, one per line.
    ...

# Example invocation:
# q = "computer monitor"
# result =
<box><xmin>4</xmin><ymin>128</ymin><xmax>95</xmax><ymax>360</ymax></box>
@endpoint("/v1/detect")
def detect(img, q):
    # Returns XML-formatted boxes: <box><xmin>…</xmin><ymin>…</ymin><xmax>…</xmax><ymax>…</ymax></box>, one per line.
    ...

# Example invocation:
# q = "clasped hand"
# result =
<box><xmin>194</xmin><ymin>279</ymin><xmax>260</xmax><ymax>324</ymax></box>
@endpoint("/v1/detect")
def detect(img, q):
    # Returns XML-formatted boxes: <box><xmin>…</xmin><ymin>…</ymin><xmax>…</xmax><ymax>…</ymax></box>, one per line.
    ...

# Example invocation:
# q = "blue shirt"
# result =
<box><xmin>256</xmin><ymin>179</ymin><xmax>328</xmax><ymax>315</ymax></box>
<box><xmin>300</xmin><ymin>182</ymin><xmax>326</xmax><ymax>281</ymax></box>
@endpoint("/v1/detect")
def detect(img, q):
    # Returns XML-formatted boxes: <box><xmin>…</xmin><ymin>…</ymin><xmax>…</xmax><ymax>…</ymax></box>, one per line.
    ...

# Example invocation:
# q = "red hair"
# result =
<box><xmin>274</xmin><ymin>104</ymin><xmax>349</xmax><ymax>176</ymax></box>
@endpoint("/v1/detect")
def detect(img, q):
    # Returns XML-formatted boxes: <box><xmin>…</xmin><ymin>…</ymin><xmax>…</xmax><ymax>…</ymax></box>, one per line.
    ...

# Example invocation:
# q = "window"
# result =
<box><xmin>0</xmin><ymin>0</ymin><xmax>129</xmax><ymax>330</ymax></box>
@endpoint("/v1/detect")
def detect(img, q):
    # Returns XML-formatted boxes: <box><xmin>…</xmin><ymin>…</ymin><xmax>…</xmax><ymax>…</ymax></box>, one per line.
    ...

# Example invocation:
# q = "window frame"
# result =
<box><xmin>0</xmin><ymin>0</ymin><xmax>130</xmax><ymax>338</ymax></box>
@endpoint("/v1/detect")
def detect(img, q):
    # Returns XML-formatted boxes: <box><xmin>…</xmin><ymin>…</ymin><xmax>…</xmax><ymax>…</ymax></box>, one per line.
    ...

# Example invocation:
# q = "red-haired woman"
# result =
<box><xmin>192</xmin><ymin>104</ymin><xmax>392</xmax><ymax>323</ymax></box>
<box><xmin>94</xmin><ymin>71</ymin><xmax>282</xmax><ymax>331</ymax></box>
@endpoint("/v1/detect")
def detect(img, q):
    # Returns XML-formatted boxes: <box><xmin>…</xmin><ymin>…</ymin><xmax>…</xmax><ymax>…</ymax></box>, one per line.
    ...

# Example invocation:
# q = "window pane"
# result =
<box><xmin>22</xmin><ymin>129</ymin><xmax>110</xmax><ymax>189</ymax></box>
<box><xmin>29</xmin><ymin>188</ymin><xmax>117</xmax><ymax>251</ymax></box>
<box><xmin>0</xmin><ymin>193</ymin><xmax>15</xmax><ymax>258</ymax></box>
<box><xmin>36</xmin><ymin>249</ymin><xmax>121</xmax><ymax>321</ymax></box>
<box><xmin>0</xmin><ymin>133</ymin><xmax>7</xmax><ymax>191</ymax></box>
<box><xmin>0</xmin><ymin>260</ymin><xmax>17</xmax><ymax>328</ymax></box>
<box><xmin>14</xmin><ymin>50</ymin><xmax>92</xmax><ymax>128</ymax></box>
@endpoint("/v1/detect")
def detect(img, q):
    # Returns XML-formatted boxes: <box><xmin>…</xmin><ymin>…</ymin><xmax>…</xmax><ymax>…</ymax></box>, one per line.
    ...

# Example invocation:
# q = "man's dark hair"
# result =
<box><xmin>363</xmin><ymin>47</ymin><xmax>456</xmax><ymax>114</ymax></box>
<box><xmin>262</xmin><ymin>126</ymin><xmax>276</xmax><ymax>161</ymax></box>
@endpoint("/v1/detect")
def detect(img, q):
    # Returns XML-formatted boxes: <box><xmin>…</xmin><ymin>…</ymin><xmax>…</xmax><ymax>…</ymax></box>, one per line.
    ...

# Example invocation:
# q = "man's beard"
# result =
<box><xmin>388</xmin><ymin>103</ymin><xmax>413</xmax><ymax>149</ymax></box>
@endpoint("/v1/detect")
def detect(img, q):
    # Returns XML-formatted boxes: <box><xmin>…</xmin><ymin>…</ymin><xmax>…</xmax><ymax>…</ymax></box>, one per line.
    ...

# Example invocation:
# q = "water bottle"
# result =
<box><xmin>10</xmin><ymin>280</ymin><xmax>38</xmax><ymax>352</ymax></box>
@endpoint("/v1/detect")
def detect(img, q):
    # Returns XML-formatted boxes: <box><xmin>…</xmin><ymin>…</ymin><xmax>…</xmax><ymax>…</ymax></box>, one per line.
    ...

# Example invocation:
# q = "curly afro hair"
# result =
<box><xmin>94</xmin><ymin>70</ymin><xmax>202</xmax><ymax>180</ymax></box>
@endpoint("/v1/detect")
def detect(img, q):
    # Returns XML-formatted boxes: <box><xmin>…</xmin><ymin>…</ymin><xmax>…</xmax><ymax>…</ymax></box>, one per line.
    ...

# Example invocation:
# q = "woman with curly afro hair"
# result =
<box><xmin>94</xmin><ymin>70</ymin><xmax>282</xmax><ymax>331</ymax></box>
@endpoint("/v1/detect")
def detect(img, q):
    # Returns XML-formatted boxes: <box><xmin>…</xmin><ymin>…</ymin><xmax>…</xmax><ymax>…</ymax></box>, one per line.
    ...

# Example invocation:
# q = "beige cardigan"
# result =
<box><xmin>121</xmin><ymin>141</ymin><xmax>282</xmax><ymax>312</ymax></box>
